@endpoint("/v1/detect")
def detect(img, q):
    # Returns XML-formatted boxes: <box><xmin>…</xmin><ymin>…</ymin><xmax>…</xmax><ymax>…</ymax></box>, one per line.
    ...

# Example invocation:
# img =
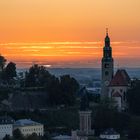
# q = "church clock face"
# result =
<box><xmin>104</xmin><ymin>81</ymin><xmax>109</xmax><ymax>86</ymax></box>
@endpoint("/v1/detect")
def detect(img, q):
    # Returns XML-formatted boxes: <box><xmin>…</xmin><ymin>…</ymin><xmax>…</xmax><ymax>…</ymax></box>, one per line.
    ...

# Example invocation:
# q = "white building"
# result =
<box><xmin>100</xmin><ymin>128</ymin><xmax>120</xmax><ymax>140</ymax></box>
<box><xmin>0</xmin><ymin>116</ymin><xmax>14</xmax><ymax>140</ymax></box>
<box><xmin>14</xmin><ymin>119</ymin><xmax>44</xmax><ymax>136</ymax></box>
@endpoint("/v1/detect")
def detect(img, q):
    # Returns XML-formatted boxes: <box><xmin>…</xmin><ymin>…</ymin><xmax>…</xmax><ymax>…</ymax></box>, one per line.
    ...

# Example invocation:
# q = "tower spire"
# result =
<box><xmin>106</xmin><ymin>28</ymin><xmax>108</xmax><ymax>36</ymax></box>
<box><xmin>101</xmin><ymin>29</ymin><xmax>114</xmax><ymax>98</ymax></box>
<box><xmin>105</xmin><ymin>28</ymin><xmax>110</xmax><ymax>47</ymax></box>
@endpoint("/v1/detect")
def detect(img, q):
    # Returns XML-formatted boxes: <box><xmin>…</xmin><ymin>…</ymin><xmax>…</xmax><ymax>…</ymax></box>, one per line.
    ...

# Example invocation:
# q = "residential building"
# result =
<box><xmin>0</xmin><ymin>116</ymin><xmax>14</xmax><ymax>140</ymax></box>
<box><xmin>100</xmin><ymin>128</ymin><xmax>120</xmax><ymax>140</ymax></box>
<box><xmin>14</xmin><ymin>119</ymin><xmax>44</xmax><ymax>136</ymax></box>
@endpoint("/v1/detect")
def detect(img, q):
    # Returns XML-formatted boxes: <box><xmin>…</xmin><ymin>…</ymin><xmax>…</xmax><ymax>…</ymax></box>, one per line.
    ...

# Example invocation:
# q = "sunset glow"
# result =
<box><xmin>0</xmin><ymin>0</ymin><xmax>140</xmax><ymax>68</ymax></box>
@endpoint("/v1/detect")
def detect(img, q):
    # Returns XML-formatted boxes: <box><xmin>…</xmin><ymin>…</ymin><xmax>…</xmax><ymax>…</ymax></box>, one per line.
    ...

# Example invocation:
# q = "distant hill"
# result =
<box><xmin>17</xmin><ymin>68</ymin><xmax>140</xmax><ymax>84</ymax></box>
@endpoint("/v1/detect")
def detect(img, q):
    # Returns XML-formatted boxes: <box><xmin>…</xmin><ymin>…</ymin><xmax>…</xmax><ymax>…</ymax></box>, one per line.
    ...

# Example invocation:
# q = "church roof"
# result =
<box><xmin>109</xmin><ymin>69</ymin><xmax>130</xmax><ymax>86</ymax></box>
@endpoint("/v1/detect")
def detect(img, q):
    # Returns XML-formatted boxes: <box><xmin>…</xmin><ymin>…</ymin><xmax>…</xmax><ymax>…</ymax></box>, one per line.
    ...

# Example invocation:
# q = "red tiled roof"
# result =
<box><xmin>110</xmin><ymin>69</ymin><xmax>130</xmax><ymax>86</ymax></box>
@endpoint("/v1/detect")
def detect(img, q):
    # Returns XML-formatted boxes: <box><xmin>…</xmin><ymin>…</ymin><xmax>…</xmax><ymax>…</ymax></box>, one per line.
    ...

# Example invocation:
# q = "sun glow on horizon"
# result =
<box><xmin>0</xmin><ymin>0</ymin><xmax>140</xmax><ymax>67</ymax></box>
<box><xmin>0</xmin><ymin>41</ymin><xmax>140</xmax><ymax>68</ymax></box>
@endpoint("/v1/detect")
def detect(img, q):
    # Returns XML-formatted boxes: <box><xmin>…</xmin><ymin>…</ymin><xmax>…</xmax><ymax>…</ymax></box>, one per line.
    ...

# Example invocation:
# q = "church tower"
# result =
<box><xmin>101</xmin><ymin>29</ymin><xmax>114</xmax><ymax>97</ymax></box>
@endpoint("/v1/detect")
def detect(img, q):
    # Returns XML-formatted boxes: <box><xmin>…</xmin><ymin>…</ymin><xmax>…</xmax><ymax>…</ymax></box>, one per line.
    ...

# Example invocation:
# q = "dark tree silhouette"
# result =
<box><xmin>13</xmin><ymin>129</ymin><xmax>24</xmax><ymax>140</ymax></box>
<box><xmin>3</xmin><ymin>135</ymin><xmax>11</xmax><ymax>140</ymax></box>
<box><xmin>59</xmin><ymin>75</ymin><xmax>79</xmax><ymax>106</ymax></box>
<box><xmin>25</xmin><ymin>64</ymin><xmax>51</xmax><ymax>87</ymax></box>
<box><xmin>4</xmin><ymin>62</ymin><xmax>17</xmax><ymax>80</ymax></box>
<box><xmin>127</xmin><ymin>79</ymin><xmax>140</xmax><ymax>115</ymax></box>
<box><xmin>26</xmin><ymin>133</ymin><xmax>41</xmax><ymax>140</ymax></box>
<box><xmin>94</xmin><ymin>98</ymin><xmax>130</xmax><ymax>135</ymax></box>
<box><xmin>0</xmin><ymin>55</ymin><xmax>6</xmax><ymax>71</ymax></box>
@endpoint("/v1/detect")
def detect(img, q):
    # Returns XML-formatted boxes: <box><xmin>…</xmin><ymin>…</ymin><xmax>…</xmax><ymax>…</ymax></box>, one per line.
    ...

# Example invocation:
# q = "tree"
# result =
<box><xmin>46</xmin><ymin>74</ymin><xmax>79</xmax><ymax>106</ymax></box>
<box><xmin>4</xmin><ymin>62</ymin><xmax>16</xmax><ymax>80</ymax></box>
<box><xmin>3</xmin><ymin>135</ymin><xmax>11</xmax><ymax>140</ymax></box>
<box><xmin>13</xmin><ymin>129</ymin><xmax>24</xmax><ymax>140</ymax></box>
<box><xmin>128</xmin><ymin>116</ymin><xmax>140</xmax><ymax>139</ymax></box>
<box><xmin>94</xmin><ymin>98</ymin><xmax>130</xmax><ymax>135</ymax></box>
<box><xmin>100</xmin><ymin>97</ymin><xmax>117</xmax><ymax>110</ymax></box>
<box><xmin>24</xmin><ymin>65</ymin><xmax>80</xmax><ymax>106</ymax></box>
<box><xmin>127</xmin><ymin>79</ymin><xmax>140</xmax><ymax>115</ymax></box>
<box><xmin>42</xmin><ymin>132</ymin><xmax>51</xmax><ymax>140</ymax></box>
<box><xmin>0</xmin><ymin>55</ymin><xmax>6</xmax><ymax>71</ymax></box>
<box><xmin>26</xmin><ymin>133</ymin><xmax>41</xmax><ymax>140</ymax></box>
<box><xmin>25</xmin><ymin>64</ymin><xmax>52</xmax><ymax>87</ymax></box>
<box><xmin>45</xmin><ymin>75</ymin><xmax>61</xmax><ymax>105</ymax></box>
<box><xmin>59</xmin><ymin>75</ymin><xmax>79</xmax><ymax>106</ymax></box>
<box><xmin>25</xmin><ymin>64</ymin><xmax>39</xmax><ymax>87</ymax></box>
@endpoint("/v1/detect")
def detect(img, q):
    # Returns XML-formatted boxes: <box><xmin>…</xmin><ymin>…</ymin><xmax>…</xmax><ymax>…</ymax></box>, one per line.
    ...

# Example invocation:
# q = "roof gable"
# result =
<box><xmin>110</xmin><ymin>69</ymin><xmax>130</xmax><ymax>86</ymax></box>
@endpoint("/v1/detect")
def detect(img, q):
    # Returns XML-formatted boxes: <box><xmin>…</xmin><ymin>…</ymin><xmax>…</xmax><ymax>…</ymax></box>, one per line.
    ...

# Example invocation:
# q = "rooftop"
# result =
<box><xmin>0</xmin><ymin>116</ymin><xmax>14</xmax><ymax>124</ymax></box>
<box><xmin>52</xmin><ymin>135</ymin><xmax>71</xmax><ymax>140</ymax></box>
<box><xmin>110</xmin><ymin>69</ymin><xmax>130</xmax><ymax>86</ymax></box>
<box><xmin>14</xmin><ymin>119</ymin><xmax>42</xmax><ymax>127</ymax></box>
<box><xmin>101</xmin><ymin>128</ymin><xmax>119</xmax><ymax>135</ymax></box>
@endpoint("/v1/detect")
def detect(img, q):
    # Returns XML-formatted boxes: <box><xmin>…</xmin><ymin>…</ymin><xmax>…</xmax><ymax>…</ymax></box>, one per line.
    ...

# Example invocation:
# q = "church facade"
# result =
<box><xmin>101</xmin><ymin>30</ymin><xmax>131</xmax><ymax>110</ymax></box>
<box><xmin>108</xmin><ymin>69</ymin><xmax>131</xmax><ymax>110</ymax></box>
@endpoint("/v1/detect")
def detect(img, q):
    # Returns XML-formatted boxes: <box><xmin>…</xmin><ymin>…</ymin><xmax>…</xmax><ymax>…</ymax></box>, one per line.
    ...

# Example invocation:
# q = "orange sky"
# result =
<box><xmin>0</xmin><ymin>0</ymin><xmax>140</xmax><ymax>68</ymax></box>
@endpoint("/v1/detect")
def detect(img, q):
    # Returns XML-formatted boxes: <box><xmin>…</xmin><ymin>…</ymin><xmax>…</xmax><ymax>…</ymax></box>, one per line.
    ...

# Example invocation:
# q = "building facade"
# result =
<box><xmin>0</xmin><ymin>116</ymin><xmax>14</xmax><ymax>140</ymax></box>
<box><xmin>14</xmin><ymin>119</ymin><xmax>44</xmax><ymax>136</ymax></box>
<box><xmin>109</xmin><ymin>69</ymin><xmax>131</xmax><ymax>110</ymax></box>
<box><xmin>100</xmin><ymin>128</ymin><xmax>120</xmax><ymax>140</ymax></box>
<box><xmin>101</xmin><ymin>29</ymin><xmax>114</xmax><ymax>98</ymax></box>
<box><xmin>101</xmin><ymin>30</ymin><xmax>131</xmax><ymax>110</ymax></box>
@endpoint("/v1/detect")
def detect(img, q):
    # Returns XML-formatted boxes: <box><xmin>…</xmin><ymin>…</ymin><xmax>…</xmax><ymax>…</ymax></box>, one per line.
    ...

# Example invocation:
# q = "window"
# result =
<box><xmin>105</xmin><ymin>71</ymin><xmax>109</xmax><ymax>76</ymax></box>
<box><xmin>105</xmin><ymin>64</ymin><xmax>109</xmax><ymax>68</ymax></box>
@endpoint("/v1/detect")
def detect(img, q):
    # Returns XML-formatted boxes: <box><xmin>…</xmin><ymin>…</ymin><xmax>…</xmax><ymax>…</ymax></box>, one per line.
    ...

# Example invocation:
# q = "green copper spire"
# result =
<box><xmin>105</xmin><ymin>28</ymin><xmax>110</xmax><ymax>47</ymax></box>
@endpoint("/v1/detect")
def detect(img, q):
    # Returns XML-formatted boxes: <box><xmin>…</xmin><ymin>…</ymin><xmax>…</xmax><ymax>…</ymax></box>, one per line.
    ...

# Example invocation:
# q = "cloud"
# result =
<box><xmin>0</xmin><ymin>41</ymin><xmax>140</xmax><ymax>68</ymax></box>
